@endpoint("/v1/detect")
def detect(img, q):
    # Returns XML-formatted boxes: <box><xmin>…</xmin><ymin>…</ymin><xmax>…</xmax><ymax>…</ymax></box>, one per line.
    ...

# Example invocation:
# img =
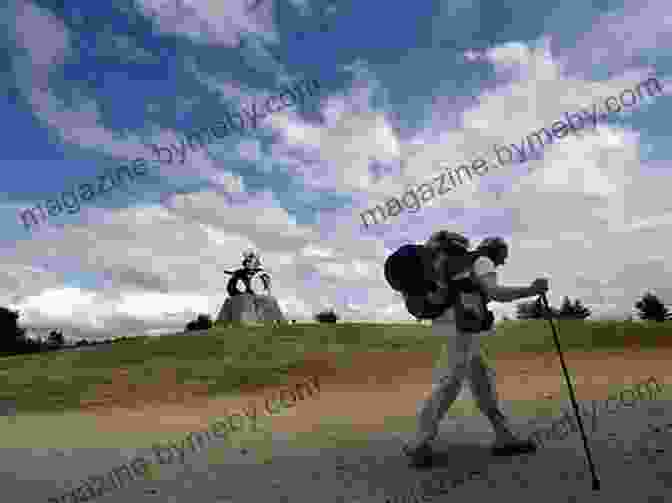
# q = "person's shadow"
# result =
<box><xmin>403</xmin><ymin>441</ymin><xmax>537</xmax><ymax>491</ymax></box>
<box><xmin>0</xmin><ymin>399</ymin><xmax>16</xmax><ymax>420</ymax></box>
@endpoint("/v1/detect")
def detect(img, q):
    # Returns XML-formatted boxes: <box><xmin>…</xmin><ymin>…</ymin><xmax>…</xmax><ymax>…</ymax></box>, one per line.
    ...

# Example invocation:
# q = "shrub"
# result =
<box><xmin>516</xmin><ymin>298</ymin><xmax>562</xmax><ymax>319</ymax></box>
<box><xmin>635</xmin><ymin>292</ymin><xmax>671</xmax><ymax>322</ymax></box>
<box><xmin>0</xmin><ymin>307</ymin><xmax>26</xmax><ymax>349</ymax></box>
<box><xmin>517</xmin><ymin>299</ymin><xmax>544</xmax><ymax>319</ymax></box>
<box><xmin>0</xmin><ymin>307</ymin><xmax>45</xmax><ymax>356</ymax></box>
<box><xmin>558</xmin><ymin>296</ymin><xmax>591</xmax><ymax>319</ymax></box>
<box><xmin>47</xmin><ymin>330</ymin><xmax>64</xmax><ymax>347</ymax></box>
<box><xmin>186</xmin><ymin>314</ymin><xmax>213</xmax><ymax>331</ymax></box>
<box><xmin>314</xmin><ymin>309</ymin><xmax>339</xmax><ymax>323</ymax></box>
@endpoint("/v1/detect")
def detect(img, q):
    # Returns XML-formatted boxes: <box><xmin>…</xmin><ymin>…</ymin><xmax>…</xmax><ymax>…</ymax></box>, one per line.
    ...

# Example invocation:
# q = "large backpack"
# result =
<box><xmin>384</xmin><ymin>242</ymin><xmax>481</xmax><ymax>319</ymax></box>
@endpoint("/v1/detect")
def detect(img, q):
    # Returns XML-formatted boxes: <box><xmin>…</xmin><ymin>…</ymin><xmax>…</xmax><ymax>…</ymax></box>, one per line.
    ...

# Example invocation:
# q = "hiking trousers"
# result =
<box><xmin>410</xmin><ymin>322</ymin><xmax>502</xmax><ymax>447</ymax></box>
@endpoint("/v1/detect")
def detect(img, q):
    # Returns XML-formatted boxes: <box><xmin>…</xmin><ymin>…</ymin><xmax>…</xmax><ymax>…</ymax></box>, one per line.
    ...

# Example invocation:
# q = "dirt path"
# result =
<box><xmin>81</xmin><ymin>346</ymin><xmax>671</xmax><ymax>435</ymax></box>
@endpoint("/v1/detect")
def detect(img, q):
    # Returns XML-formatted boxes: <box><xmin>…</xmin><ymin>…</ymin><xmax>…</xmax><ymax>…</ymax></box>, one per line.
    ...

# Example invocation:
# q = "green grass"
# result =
<box><xmin>482</xmin><ymin>319</ymin><xmax>672</xmax><ymax>354</ymax></box>
<box><xmin>1</xmin><ymin>320</ymin><xmax>670</xmax><ymax>417</ymax></box>
<box><xmin>1</xmin><ymin>320</ymin><xmax>670</xmax><ymax>452</ymax></box>
<box><xmin>0</xmin><ymin>323</ymin><xmax>441</xmax><ymax>416</ymax></box>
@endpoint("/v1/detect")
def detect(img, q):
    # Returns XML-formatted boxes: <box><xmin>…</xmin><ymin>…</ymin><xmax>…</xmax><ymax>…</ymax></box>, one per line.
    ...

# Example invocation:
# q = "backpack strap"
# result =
<box><xmin>468</xmin><ymin>260</ymin><xmax>491</xmax><ymax>317</ymax></box>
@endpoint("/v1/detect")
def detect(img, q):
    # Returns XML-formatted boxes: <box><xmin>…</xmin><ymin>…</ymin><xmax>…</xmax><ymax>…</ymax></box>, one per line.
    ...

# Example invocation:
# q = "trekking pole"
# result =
<box><xmin>539</xmin><ymin>293</ymin><xmax>601</xmax><ymax>491</ymax></box>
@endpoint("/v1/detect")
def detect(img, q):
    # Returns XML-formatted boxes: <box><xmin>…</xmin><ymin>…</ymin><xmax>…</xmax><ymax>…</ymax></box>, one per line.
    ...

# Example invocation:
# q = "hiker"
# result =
<box><xmin>402</xmin><ymin>233</ymin><xmax>549</xmax><ymax>466</ymax></box>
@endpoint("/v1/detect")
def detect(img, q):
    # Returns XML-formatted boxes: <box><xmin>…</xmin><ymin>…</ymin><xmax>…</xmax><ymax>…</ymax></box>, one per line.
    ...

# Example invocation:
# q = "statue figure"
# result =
<box><xmin>224</xmin><ymin>250</ymin><xmax>271</xmax><ymax>297</ymax></box>
<box><xmin>218</xmin><ymin>250</ymin><xmax>285</xmax><ymax>325</ymax></box>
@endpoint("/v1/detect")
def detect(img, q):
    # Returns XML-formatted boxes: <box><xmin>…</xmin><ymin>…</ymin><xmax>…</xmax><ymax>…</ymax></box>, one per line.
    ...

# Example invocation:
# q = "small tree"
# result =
<box><xmin>314</xmin><ymin>309</ymin><xmax>339</xmax><ymax>323</ymax></box>
<box><xmin>516</xmin><ymin>299</ymin><xmax>544</xmax><ymax>319</ymax></box>
<box><xmin>635</xmin><ymin>292</ymin><xmax>671</xmax><ymax>322</ymax></box>
<box><xmin>186</xmin><ymin>314</ymin><xmax>213</xmax><ymax>331</ymax></box>
<box><xmin>0</xmin><ymin>306</ymin><xmax>30</xmax><ymax>353</ymax></box>
<box><xmin>558</xmin><ymin>296</ymin><xmax>573</xmax><ymax>318</ymax></box>
<box><xmin>558</xmin><ymin>296</ymin><xmax>591</xmax><ymax>319</ymax></box>
<box><xmin>0</xmin><ymin>307</ymin><xmax>25</xmax><ymax>344</ymax></box>
<box><xmin>47</xmin><ymin>330</ymin><xmax>64</xmax><ymax>347</ymax></box>
<box><xmin>517</xmin><ymin>298</ymin><xmax>559</xmax><ymax>319</ymax></box>
<box><xmin>571</xmin><ymin>299</ymin><xmax>591</xmax><ymax>319</ymax></box>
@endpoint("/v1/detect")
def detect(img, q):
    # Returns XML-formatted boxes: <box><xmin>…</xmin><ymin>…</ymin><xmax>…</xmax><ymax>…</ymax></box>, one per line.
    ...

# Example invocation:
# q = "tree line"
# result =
<box><xmin>0</xmin><ymin>306</ymin><xmax>130</xmax><ymax>357</ymax></box>
<box><xmin>512</xmin><ymin>292</ymin><xmax>671</xmax><ymax>321</ymax></box>
<box><xmin>182</xmin><ymin>309</ymin><xmax>339</xmax><ymax>329</ymax></box>
<box><xmin>2</xmin><ymin>291</ymin><xmax>669</xmax><ymax>357</ymax></box>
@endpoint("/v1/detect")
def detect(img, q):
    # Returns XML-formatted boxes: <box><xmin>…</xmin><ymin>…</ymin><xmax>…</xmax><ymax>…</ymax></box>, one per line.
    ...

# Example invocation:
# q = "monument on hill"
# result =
<box><xmin>217</xmin><ymin>250</ymin><xmax>286</xmax><ymax>325</ymax></box>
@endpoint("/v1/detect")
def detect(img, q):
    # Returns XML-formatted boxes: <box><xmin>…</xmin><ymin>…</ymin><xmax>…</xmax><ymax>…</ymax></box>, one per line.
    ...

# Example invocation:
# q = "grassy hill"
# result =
<box><xmin>1</xmin><ymin>320</ymin><xmax>671</xmax><ymax>416</ymax></box>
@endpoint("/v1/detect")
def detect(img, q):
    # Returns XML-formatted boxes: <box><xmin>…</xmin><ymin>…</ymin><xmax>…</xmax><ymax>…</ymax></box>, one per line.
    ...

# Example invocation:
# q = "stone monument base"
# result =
<box><xmin>217</xmin><ymin>293</ymin><xmax>286</xmax><ymax>325</ymax></box>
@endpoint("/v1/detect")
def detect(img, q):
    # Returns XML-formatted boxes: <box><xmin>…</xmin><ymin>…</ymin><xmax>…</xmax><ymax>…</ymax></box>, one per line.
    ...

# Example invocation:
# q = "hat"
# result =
<box><xmin>477</xmin><ymin>237</ymin><xmax>508</xmax><ymax>252</ymax></box>
<box><xmin>425</xmin><ymin>231</ymin><xmax>470</xmax><ymax>251</ymax></box>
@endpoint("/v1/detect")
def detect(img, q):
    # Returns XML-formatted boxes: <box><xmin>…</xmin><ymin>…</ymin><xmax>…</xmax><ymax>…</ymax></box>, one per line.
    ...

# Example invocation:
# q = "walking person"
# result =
<box><xmin>403</xmin><ymin>234</ymin><xmax>549</xmax><ymax>467</ymax></box>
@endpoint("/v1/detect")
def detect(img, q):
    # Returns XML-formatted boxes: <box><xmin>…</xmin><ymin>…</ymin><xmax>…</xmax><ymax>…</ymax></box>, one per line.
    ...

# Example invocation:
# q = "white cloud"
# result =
<box><xmin>117</xmin><ymin>293</ymin><xmax>210</xmax><ymax>319</ymax></box>
<box><xmin>301</xmin><ymin>245</ymin><xmax>335</xmax><ymax>259</ymax></box>
<box><xmin>4</xmin><ymin>5</ymin><xmax>671</xmax><ymax>334</ymax></box>
<box><xmin>19</xmin><ymin>288</ymin><xmax>96</xmax><ymax>319</ymax></box>
<box><xmin>134</xmin><ymin>0</ymin><xmax>277</xmax><ymax>47</ymax></box>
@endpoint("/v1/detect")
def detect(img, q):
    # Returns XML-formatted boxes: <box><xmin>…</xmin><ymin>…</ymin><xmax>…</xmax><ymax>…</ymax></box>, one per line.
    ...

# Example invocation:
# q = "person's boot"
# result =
<box><xmin>487</xmin><ymin>408</ymin><xmax>538</xmax><ymax>456</ymax></box>
<box><xmin>402</xmin><ymin>441</ymin><xmax>434</xmax><ymax>468</ymax></box>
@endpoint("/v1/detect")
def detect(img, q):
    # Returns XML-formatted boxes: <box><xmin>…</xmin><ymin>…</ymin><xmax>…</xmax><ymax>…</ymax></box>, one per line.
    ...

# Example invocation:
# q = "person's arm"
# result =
<box><xmin>478</xmin><ymin>273</ymin><xmax>534</xmax><ymax>302</ymax></box>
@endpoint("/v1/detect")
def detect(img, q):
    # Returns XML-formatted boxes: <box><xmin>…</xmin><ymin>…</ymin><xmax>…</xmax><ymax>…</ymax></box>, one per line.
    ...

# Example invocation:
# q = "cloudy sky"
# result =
<box><xmin>1</xmin><ymin>0</ymin><xmax>671</xmax><ymax>339</ymax></box>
